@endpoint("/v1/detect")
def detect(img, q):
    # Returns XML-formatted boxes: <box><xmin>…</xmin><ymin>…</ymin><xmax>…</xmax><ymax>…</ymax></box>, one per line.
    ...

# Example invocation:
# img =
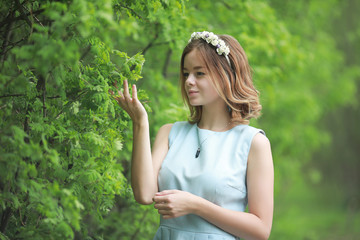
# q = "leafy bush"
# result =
<box><xmin>1</xmin><ymin>0</ymin><xmax>359</xmax><ymax>239</ymax></box>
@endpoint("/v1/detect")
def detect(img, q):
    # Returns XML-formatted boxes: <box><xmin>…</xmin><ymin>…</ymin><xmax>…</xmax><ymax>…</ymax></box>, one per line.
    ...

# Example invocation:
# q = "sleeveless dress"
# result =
<box><xmin>153</xmin><ymin>121</ymin><xmax>265</xmax><ymax>240</ymax></box>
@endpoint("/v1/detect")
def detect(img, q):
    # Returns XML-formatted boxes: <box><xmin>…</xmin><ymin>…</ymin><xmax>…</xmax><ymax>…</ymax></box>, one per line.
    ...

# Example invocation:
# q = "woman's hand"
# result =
<box><xmin>109</xmin><ymin>79</ymin><xmax>147</xmax><ymax>124</ymax></box>
<box><xmin>153</xmin><ymin>190</ymin><xmax>199</xmax><ymax>219</ymax></box>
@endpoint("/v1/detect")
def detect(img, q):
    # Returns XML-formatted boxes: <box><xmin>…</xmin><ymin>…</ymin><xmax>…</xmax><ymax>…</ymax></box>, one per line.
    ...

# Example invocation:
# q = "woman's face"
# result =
<box><xmin>183</xmin><ymin>50</ymin><xmax>223</xmax><ymax>107</ymax></box>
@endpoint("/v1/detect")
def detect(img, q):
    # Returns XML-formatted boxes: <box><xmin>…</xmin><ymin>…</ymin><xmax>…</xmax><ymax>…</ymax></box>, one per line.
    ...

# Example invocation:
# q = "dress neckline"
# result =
<box><xmin>195</xmin><ymin>123</ymin><xmax>247</xmax><ymax>133</ymax></box>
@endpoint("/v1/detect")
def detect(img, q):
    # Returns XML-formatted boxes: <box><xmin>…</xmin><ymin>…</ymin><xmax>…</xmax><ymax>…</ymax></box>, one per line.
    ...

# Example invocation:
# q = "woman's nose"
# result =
<box><xmin>185</xmin><ymin>74</ymin><xmax>195</xmax><ymax>86</ymax></box>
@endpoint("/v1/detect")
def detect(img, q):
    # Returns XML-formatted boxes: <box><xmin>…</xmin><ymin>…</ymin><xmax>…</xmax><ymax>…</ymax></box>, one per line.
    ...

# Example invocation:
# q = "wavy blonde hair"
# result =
<box><xmin>180</xmin><ymin>34</ymin><xmax>262</xmax><ymax>124</ymax></box>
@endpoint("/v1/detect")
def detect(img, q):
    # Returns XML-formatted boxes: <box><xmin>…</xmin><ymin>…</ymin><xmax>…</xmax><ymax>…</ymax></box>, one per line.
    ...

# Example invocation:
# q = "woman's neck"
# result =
<box><xmin>198</xmin><ymin>104</ymin><xmax>232</xmax><ymax>131</ymax></box>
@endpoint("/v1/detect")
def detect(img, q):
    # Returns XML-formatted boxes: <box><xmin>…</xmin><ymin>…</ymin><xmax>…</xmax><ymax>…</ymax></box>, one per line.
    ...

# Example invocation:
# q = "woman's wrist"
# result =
<box><xmin>132</xmin><ymin>116</ymin><xmax>149</xmax><ymax>128</ymax></box>
<box><xmin>189</xmin><ymin>194</ymin><xmax>205</xmax><ymax>216</ymax></box>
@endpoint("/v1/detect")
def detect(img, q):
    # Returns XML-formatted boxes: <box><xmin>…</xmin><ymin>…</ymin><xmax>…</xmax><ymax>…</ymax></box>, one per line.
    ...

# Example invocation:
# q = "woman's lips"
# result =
<box><xmin>188</xmin><ymin>90</ymin><xmax>199</xmax><ymax>97</ymax></box>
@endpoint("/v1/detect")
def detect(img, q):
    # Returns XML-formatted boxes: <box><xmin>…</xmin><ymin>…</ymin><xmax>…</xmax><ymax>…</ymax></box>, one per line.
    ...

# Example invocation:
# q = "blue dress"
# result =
<box><xmin>154</xmin><ymin>121</ymin><xmax>265</xmax><ymax>240</ymax></box>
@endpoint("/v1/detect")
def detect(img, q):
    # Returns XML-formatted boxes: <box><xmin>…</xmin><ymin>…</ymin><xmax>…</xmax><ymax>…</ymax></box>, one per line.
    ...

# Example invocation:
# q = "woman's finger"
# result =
<box><xmin>117</xmin><ymin>89</ymin><xmax>124</xmax><ymax>98</ymax></box>
<box><xmin>109</xmin><ymin>90</ymin><xmax>124</xmax><ymax>106</ymax></box>
<box><xmin>132</xmin><ymin>84</ymin><xmax>138</xmax><ymax>100</ymax></box>
<box><xmin>114</xmin><ymin>96</ymin><xmax>125</xmax><ymax>107</ymax></box>
<box><xmin>156</xmin><ymin>190</ymin><xmax>177</xmax><ymax>196</ymax></box>
<box><xmin>158</xmin><ymin>209</ymin><xmax>171</xmax><ymax>215</ymax></box>
<box><xmin>154</xmin><ymin>202</ymin><xmax>170</xmax><ymax>210</ymax></box>
<box><xmin>153</xmin><ymin>195</ymin><xmax>168</xmax><ymax>203</ymax></box>
<box><xmin>113</xmin><ymin>80</ymin><xmax>118</xmax><ymax>89</ymax></box>
<box><xmin>123</xmin><ymin>79</ymin><xmax>130</xmax><ymax>99</ymax></box>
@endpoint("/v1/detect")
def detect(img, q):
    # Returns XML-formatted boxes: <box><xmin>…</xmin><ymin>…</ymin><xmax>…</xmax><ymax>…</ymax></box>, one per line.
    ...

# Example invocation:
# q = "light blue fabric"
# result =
<box><xmin>154</xmin><ymin>121</ymin><xmax>265</xmax><ymax>240</ymax></box>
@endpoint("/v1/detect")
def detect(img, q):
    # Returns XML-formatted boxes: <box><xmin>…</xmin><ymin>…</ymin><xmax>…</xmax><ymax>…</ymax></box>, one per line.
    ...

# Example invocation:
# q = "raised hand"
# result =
<box><xmin>110</xmin><ymin>79</ymin><xmax>148</xmax><ymax>124</ymax></box>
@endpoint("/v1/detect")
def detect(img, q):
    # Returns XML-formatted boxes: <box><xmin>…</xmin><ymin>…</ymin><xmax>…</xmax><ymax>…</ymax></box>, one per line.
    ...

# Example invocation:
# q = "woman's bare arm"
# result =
<box><xmin>131</xmin><ymin>122</ymin><xmax>172</xmax><ymax>204</ymax></box>
<box><xmin>111</xmin><ymin>80</ymin><xmax>172</xmax><ymax>204</ymax></box>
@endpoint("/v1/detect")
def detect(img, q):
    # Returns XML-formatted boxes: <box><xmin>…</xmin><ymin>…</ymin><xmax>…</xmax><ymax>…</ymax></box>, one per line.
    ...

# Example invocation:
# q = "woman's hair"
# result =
<box><xmin>180</xmin><ymin>34</ymin><xmax>262</xmax><ymax>124</ymax></box>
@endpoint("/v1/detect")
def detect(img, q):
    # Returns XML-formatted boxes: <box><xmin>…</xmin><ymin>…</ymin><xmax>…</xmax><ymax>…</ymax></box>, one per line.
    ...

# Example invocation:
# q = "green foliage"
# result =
<box><xmin>1</xmin><ymin>0</ymin><xmax>359</xmax><ymax>239</ymax></box>
<box><xmin>0</xmin><ymin>0</ymin><xmax>145</xmax><ymax>238</ymax></box>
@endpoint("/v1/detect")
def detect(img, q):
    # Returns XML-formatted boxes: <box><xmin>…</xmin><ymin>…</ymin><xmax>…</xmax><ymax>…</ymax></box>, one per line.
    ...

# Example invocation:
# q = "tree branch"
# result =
<box><xmin>220</xmin><ymin>0</ymin><xmax>232</xmax><ymax>10</ymax></box>
<box><xmin>55</xmin><ymin>90</ymin><xmax>88</xmax><ymax>119</ymax></box>
<box><xmin>0</xmin><ymin>207</ymin><xmax>12</xmax><ymax>233</ymax></box>
<box><xmin>18</xmin><ymin>208</ymin><xmax>25</xmax><ymax>226</ymax></box>
<box><xmin>0</xmin><ymin>36</ymin><xmax>28</xmax><ymax>59</ymax></box>
<box><xmin>0</xmin><ymin>94</ymin><xmax>24</xmax><ymax>98</ymax></box>
<box><xmin>1</xmin><ymin>9</ymin><xmax>15</xmax><ymax>67</ymax></box>
<box><xmin>114</xmin><ymin>3</ymin><xmax>147</xmax><ymax>22</ymax></box>
<box><xmin>47</xmin><ymin>95</ymin><xmax>60</xmax><ymax>99</ymax></box>
<box><xmin>15</xmin><ymin>0</ymin><xmax>32</xmax><ymax>28</ymax></box>
<box><xmin>162</xmin><ymin>48</ymin><xmax>172</xmax><ymax>78</ymax></box>
<box><xmin>0</xmin><ymin>9</ymin><xmax>44</xmax><ymax>27</ymax></box>
<box><xmin>23</xmin><ymin>5</ymin><xmax>44</xmax><ymax>27</ymax></box>
<box><xmin>0</xmin><ymin>94</ymin><xmax>60</xmax><ymax>99</ymax></box>
<box><xmin>141</xmin><ymin>36</ymin><xmax>158</xmax><ymax>55</ymax></box>
<box><xmin>141</xmin><ymin>26</ymin><xmax>160</xmax><ymax>55</ymax></box>
<box><xmin>41</xmin><ymin>75</ymin><xmax>46</xmax><ymax>118</ymax></box>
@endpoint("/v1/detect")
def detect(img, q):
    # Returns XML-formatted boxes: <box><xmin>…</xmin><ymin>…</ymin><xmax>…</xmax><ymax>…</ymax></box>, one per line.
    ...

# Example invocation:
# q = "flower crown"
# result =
<box><xmin>188</xmin><ymin>31</ymin><xmax>230</xmax><ymax>56</ymax></box>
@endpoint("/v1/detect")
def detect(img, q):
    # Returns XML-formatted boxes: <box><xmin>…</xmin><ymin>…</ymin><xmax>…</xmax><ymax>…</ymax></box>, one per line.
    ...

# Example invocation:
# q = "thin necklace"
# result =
<box><xmin>195</xmin><ymin>121</ymin><xmax>232</xmax><ymax>158</ymax></box>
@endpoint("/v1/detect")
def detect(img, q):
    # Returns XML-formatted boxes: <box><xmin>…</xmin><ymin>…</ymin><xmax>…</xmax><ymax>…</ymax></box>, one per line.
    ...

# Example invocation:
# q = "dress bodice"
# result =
<box><xmin>154</xmin><ymin>121</ymin><xmax>264</xmax><ymax>240</ymax></box>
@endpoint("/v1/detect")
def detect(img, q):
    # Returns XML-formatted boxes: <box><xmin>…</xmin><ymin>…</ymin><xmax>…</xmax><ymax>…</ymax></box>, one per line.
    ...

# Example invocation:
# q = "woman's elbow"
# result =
<box><xmin>258</xmin><ymin>225</ymin><xmax>272</xmax><ymax>240</ymax></box>
<box><xmin>134</xmin><ymin>194</ymin><xmax>154</xmax><ymax>205</ymax></box>
<box><xmin>245</xmin><ymin>224</ymin><xmax>271</xmax><ymax>240</ymax></box>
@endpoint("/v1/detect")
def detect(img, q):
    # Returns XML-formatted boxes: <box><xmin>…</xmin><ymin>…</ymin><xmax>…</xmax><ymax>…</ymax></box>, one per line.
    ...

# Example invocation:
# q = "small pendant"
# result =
<box><xmin>195</xmin><ymin>148</ymin><xmax>200</xmax><ymax>158</ymax></box>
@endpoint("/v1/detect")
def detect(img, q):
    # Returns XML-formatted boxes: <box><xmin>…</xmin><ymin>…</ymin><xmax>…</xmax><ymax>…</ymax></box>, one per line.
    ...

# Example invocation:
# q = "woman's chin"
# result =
<box><xmin>189</xmin><ymin>102</ymin><xmax>201</xmax><ymax>107</ymax></box>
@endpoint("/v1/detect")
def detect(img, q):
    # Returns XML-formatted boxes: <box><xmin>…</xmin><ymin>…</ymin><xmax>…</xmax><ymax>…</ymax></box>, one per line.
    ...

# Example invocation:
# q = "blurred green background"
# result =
<box><xmin>1</xmin><ymin>0</ymin><xmax>359</xmax><ymax>239</ymax></box>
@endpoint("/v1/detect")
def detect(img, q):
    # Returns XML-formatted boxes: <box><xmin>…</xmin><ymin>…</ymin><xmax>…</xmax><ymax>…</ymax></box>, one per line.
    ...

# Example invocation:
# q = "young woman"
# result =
<box><xmin>112</xmin><ymin>31</ymin><xmax>274</xmax><ymax>240</ymax></box>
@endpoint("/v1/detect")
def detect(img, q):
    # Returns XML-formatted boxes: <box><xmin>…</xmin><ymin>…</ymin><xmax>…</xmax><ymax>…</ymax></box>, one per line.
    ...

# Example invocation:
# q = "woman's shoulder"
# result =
<box><xmin>230</xmin><ymin>124</ymin><xmax>268</xmax><ymax>150</ymax></box>
<box><xmin>158</xmin><ymin>121</ymin><xmax>189</xmax><ymax>129</ymax></box>
<box><xmin>162</xmin><ymin>121</ymin><xmax>193</xmax><ymax>131</ymax></box>
<box><xmin>157</xmin><ymin>121</ymin><xmax>191</xmax><ymax>137</ymax></box>
<box><xmin>156</xmin><ymin>123</ymin><xmax>173</xmax><ymax>140</ymax></box>
<box><xmin>251</xmin><ymin>131</ymin><xmax>270</xmax><ymax>149</ymax></box>
<box><xmin>158</xmin><ymin>123</ymin><xmax>174</xmax><ymax>131</ymax></box>
<box><xmin>231</xmin><ymin>124</ymin><xmax>265</xmax><ymax>135</ymax></box>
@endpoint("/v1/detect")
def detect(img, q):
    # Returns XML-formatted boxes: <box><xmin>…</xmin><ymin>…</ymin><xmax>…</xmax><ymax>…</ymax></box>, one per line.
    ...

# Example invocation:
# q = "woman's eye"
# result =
<box><xmin>197</xmin><ymin>72</ymin><xmax>205</xmax><ymax>76</ymax></box>
<box><xmin>183</xmin><ymin>72</ymin><xmax>189</xmax><ymax>78</ymax></box>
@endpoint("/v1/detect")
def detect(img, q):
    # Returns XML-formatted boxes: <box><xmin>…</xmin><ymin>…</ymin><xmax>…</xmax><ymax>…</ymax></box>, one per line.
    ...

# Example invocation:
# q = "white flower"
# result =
<box><xmin>225</xmin><ymin>48</ymin><xmax>230</xmax><ymax>55</ymax></box>
<box><xmin>218</xmin><ymin>39</ymin><xmax>225</xmax><ymax>46</ymax></box>
<box><xmin>188</xmin><ymin>31</ymin><xmax>230</xmax><ymax>57</ymax></box>
<box><xmin>208</xmin><ymin>32</ymin><xmax>215</xmax><ymax>39</ymax></box>
<box><xmin>211</xmin><ymin>39</ymin><xmax>219</xmax><ymax>46</ymax></box>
